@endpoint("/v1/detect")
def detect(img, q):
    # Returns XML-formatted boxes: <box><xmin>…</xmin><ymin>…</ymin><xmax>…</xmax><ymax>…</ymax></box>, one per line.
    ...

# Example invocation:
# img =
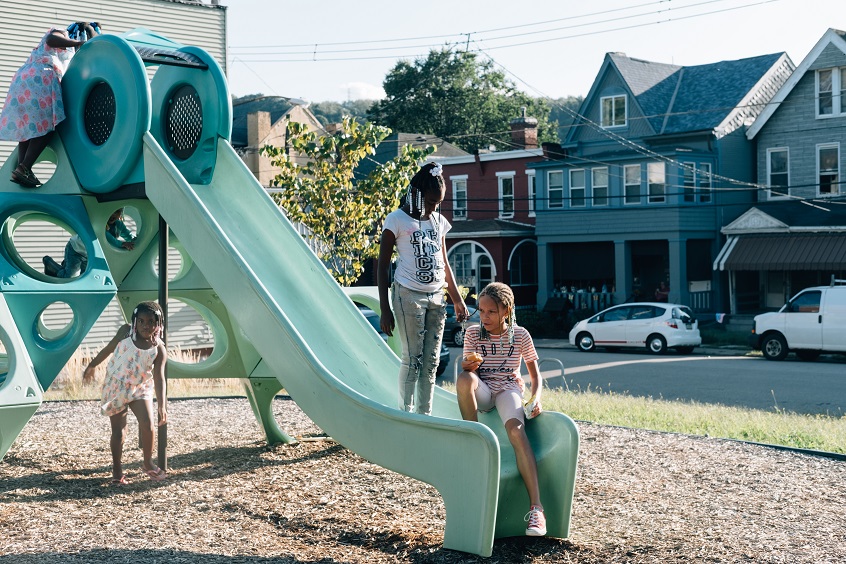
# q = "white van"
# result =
<box><xmin>749</xmin><ymin>280</ymin><xmax>846</xmax><ymax>361</ymax></box>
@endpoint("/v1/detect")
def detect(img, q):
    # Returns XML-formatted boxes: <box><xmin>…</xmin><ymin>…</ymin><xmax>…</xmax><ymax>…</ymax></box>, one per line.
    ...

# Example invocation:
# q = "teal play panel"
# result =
<box><xmin>0</xmin><ymin>28</ymin><xmax>578</xmax><ymax>558</ymax></box>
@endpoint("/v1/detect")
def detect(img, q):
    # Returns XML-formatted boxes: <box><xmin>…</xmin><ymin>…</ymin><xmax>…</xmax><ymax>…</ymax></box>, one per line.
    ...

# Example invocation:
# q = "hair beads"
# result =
<box><xmin>477</xmin><ymin>282</ymin><xmax>517</xmax><ymax>345</ymax></box>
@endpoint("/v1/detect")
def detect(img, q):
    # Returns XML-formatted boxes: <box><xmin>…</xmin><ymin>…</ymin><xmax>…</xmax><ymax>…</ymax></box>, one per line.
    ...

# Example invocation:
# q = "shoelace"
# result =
<box><xmin>524</xmin><ymin>507</ymin><xmax>545</xmax><ymax>528</ymax></box>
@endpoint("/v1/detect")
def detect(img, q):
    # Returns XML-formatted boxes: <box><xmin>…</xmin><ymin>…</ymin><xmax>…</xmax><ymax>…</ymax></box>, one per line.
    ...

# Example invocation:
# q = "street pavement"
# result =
<box><xmin>531</xmin><ymin>338</ymin><xmax>753</xmax><ymax>357</ymax></box>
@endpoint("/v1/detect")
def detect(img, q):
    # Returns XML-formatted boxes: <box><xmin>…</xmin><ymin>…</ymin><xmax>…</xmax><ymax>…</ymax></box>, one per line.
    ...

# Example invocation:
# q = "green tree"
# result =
<box><xmin>262</xmin><ymin>117</ymin><xmax>433</xmax><ymax>285</ymax></box>
<box><xmin>368</xmin><ymin>49</ymin><xmax>556</xmax><ymax>152</ymax></box>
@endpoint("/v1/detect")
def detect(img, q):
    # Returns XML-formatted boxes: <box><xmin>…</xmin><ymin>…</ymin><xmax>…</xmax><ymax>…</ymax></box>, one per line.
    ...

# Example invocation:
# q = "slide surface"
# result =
<box><xmin>142</xmin><ymin>133</ymin><xmax>578</xmax><ymax>556</ymax></box>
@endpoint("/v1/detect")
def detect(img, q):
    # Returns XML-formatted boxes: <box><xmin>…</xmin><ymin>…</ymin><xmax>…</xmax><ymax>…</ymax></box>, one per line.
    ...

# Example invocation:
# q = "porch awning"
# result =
<box><xmin>714</xmin><ymin>233</ymin><xmax>846</xmax><ymax>271</ymax></box>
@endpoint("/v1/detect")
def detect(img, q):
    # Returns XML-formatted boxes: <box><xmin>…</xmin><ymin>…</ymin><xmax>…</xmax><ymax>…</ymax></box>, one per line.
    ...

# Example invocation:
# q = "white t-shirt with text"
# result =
<box><xmin>383</xmin><ymin>209</ymin><xmax>451</xmax><ymax>293</ymax></box>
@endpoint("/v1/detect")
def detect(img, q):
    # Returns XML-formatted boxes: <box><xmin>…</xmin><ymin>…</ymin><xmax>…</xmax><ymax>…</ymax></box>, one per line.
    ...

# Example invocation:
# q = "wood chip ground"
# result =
<box><xmin>1</xmin><ymin>398</ymin><xmax>844</xmax><ymax>563</ymax></box>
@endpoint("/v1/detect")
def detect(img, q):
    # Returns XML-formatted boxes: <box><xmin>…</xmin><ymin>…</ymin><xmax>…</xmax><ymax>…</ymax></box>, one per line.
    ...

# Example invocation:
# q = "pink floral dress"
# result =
<box><xmin>0</xmin><ymin>28</ymin><xmax>74</xmax><ymax>142</ymax></box>
<box><xmin>100</xmin><ymin>338</ymin><xmax>159</xmax><ymax>417</ymax></box>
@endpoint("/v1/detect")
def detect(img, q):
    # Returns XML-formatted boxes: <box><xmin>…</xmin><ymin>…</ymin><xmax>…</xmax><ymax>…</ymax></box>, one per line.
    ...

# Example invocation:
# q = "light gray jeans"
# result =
<box><xmin>391</xmin><ymin>283</ymin><xmax>446</xmax><ymax>415</ymax></box>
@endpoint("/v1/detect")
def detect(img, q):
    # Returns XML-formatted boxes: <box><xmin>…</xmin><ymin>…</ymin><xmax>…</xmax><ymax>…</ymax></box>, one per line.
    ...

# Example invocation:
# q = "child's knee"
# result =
<box><xmin>505</xmin><ymin>418</ymin><xmax>527</xmax><ymax>442</ymax></box>
<box><xmin>456</xmin><ymin>371</ymin><xmax>475</xmax><ymax>391</ymax></box>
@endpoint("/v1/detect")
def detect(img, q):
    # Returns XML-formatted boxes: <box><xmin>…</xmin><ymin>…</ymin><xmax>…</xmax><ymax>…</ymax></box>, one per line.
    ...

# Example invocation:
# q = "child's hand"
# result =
<box><xmin>158</xmin><ymin>406</ymin><xmax>167</xmax><ymax>426</ymax></box>
<box><xmin>121</xmin><ymin>241</ymin><xmax>135</xmax><ymax>250</ymax></box>
<box><xmin>462</xmin><ymin>352</ymin><xmax>483</xmax><ymax>371</ymax></box>
<box><xmin>380</xmin><ymin>310</ymin><xmax>395</xmax><ymax>337</ymax></box>
<box><xmin>82</xmin><ymin>365</ymin><xmax>95</xmax><ymax>383</ymax></box>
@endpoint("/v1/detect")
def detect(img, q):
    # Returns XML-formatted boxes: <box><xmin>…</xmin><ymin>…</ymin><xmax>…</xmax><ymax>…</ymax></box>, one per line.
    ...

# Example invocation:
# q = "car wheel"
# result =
<box><xmin>796</xmin><ymin>350</ymin><xmax>821</xmax><ymax>362</ymax></box>
<box><xmin>761</xmin><ymin>333</ymin><xmax>788</xmax><ymax>361</ymax></box>
<box><xmin>676</xmin><ymin>346</ymin><xmax>695</xmax><ymax>355</ymax></box>
<box><xmin>647</xmin><ymin>334</ymin><xmax>667</xmax><ymax>354</ymax></box>
<box><xmin>575</xmin><ymin>332</ymin><xmax>595</xmax><ymax>352</ymax></box>
<box><xmin>452</xmin><ymin>328</ymin><xmax>465</xmax><ymax>346</ymax></box>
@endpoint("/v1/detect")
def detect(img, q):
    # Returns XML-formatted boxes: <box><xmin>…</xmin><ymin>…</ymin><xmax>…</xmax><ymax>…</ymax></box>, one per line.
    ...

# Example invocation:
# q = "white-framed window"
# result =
<box><xmin>450</xmin><ymin>175</ymin><xmax>468</xmax><ymax>219</ymax></box>
<box><xmin>647</xmin><ymin>162</ymin><xmax>665</xmax><ymax>203</ymax></box>
<box><xmin>569</xmin><ymin>169</ymin><xmax>586</xmax><ymax>208</ymax></box>
<box><xmin>683</xmin><ymin>163</ymin><xmax>713</xmax><ymax>203</ymax></box>
<box><xmin>816</xmin><ymin>68</ymin><xmax>846</xmax><ymax>117</ymax></box>
<box><xmin>698</xmin><ymin>163</ymin><xmax>712</xmax><ymax>203</ymax></box>
<box><xmin>497</xmin><ymin>171</ymin><xmax>515</xmax><ymax>218</ymax></box>
<box><xmin>682</xmin><ymin>163</ymin><xmax>696</xmax><ymax>203</ymax></box>
<box><xmin>600</xmin><ymin>94</ymin><xmax>627</xmax><ymax>127</ymax></box>
<box><xmin>548</xmin><ymin>170</ymin><xmax>564</xmax><ymax>208</ymax></box>
<box><xmin>817</xmin><ymin>143</ymin><xmax>840</xmax><ymax>196</ymax></box>
<box><xmin>592</xmin><ymin>167</ymin><xmax>608</xmax><ymax>206</ymax></box>
<box><xmin>767</xmin><ymin>148</ymin><xmax>789</xmax><ymax>199</ymax></box>
<box><xmin>624</xmin><ymin>164</ymin><xmax>640</xmax><ymax>205</ymax></box>
<box><xmin>525</xmin><ymin>170</ymin><xmax>536</xmax><ymax>217</ymax></box>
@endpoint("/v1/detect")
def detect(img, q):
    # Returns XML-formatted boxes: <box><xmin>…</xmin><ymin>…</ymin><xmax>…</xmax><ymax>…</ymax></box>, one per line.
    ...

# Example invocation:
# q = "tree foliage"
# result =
<box><xmin>262</xmin><ymin>117</ymin><xmax>433</xmax><ymax>286</ymax></box>
<box><xmin>309</xmin><ymin>100</ymin><xmax>375</xmax><ymax>126</ymax></box>
<box><xmin>368</xmin><ymin>49</ymin><xmax>556</xmax><ymax>153</ymax></box>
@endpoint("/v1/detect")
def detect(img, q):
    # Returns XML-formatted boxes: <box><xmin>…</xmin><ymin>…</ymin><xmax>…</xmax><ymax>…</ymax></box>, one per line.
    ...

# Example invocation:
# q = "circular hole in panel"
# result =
<box><xmin>165</xmin><ymin>84</ymin><xmax>202</xmax><ymax>160</ymax></box>
<box><xmin>105</xmin><ymin>206</ymin><xmax>138</xmax><ymax>251</ymax></box>
<box><xmin>84</xmin><ymin>81</ymin><xmax>116</xmax><ymax>146</ymax></box>
<box><xmin>154</xmin><ymin>245</ymin><xmax>185</xmax><ymax>282</ymax></box>
<box><xmin>37</xmin><ymin>302</ymin><xmax>75</xmax><ymax>342</ymax></box>
<box><xmin>0</xmin><ymin>332</ymin><xmax>8</xmax><ymax>383</ymax></box>
<box><xmin>4</xmin><ymin>213</ymin><xmax>84</xmax><ymax>280</ymax></box>
<box><xmin>166</xmin><ymin>298</ymin><xmax>216</xmax><ymax>365</ymax></box>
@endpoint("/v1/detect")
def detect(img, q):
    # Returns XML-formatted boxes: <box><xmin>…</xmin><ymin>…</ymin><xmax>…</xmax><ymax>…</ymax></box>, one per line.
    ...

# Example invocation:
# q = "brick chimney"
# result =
<box><xmin>247</xmin><ymin>111</ymin><xmax>271</xmax><ymax>184</ymax></box>
<box><xmin>510</xmin><ymin>107</ymin><xmax>538</xmax><ymax>150</ymax></box>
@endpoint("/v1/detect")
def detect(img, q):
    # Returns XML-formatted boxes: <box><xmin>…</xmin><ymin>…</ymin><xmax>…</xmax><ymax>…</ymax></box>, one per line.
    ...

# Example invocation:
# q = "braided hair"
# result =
<box><xmin>477</xmin><ymin>282</ymin><xmax>517</xmax><ymax>345</ymax></box>
<box><xmin>406</xmin><ymin>161</ymin><xmax>446</xmax><ymax>255</ymax></box>
<box><xmin>130</xmin><ymin>300</ymin><xmax>165</xmax><ymax>342</ymax></box>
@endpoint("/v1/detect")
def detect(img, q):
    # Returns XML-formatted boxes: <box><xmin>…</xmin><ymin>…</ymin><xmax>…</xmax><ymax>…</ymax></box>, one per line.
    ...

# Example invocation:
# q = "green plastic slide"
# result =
<box><xmin>141</xmin><ymin>132</ymin><xmax>579</xmax><ymax>557</ymax></box>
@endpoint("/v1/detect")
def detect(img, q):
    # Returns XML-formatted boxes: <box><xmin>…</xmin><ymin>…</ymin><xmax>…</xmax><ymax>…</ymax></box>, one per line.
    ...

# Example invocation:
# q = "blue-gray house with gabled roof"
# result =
<box><xmin>529</xmin><ymin>51</ymin><xmax>794</xmax><ymax>314</ymax></box>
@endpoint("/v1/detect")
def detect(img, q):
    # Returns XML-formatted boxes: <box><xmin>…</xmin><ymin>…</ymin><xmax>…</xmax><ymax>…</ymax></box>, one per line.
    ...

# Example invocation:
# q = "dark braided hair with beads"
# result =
<box><xmin>130</xmin><ymin>300</ymin><xmax>165</xmax><ymax>342</ymax></box>
<box><xmin>406</xmin><ymin>162</ymin><xmax>445</xmax><ymax>253</ymax></box>
<box><xmin>477</xmin><ymin>282</ymin><xmax>518</xmax><ymax>345</ymax></box>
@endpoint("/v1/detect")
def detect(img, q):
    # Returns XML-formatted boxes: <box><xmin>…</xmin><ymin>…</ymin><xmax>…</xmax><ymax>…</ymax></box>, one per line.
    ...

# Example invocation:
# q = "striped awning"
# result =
<box><xmin>714</xmin><ymin>233</ymin><xmax>846</xmax><ymax>271</ymax></box>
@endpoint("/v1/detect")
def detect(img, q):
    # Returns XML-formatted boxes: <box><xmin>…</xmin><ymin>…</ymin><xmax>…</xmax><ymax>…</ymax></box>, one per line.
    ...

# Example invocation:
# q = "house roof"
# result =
<box><xmin>599</xmin><ymin>51</ymin><xmax>791</xmax><ymax>139</ymax></box>
<box><xmin>231</xmin><ymin>95</ymin><xmax>296</xmax><ymax>147</ymax></box>
<box><xmin>747</xmin><ymin>28</ymin><xmax>846</xmax><ymax>139</ymax></box>
<box><xmin>721</xmin><ymin>233</ymin><xmax>846</xmax><ymax>271</ymax></box>
<box><xmin>447</xmin><ymin>219</ymin><xmax>534</xmax><ymax>238</ymax></box>
<box><xmin>390</xmin><ymin>133</ymin><xmax>470</xmax><ymax>158</ymax></box>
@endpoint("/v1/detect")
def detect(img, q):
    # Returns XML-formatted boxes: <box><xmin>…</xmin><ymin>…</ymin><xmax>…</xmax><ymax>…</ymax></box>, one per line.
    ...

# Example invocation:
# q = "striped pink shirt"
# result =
<box><xmin>463</xmin><ymin>324</ymin><xmax>538</xmax><ymax>393</ymax></box>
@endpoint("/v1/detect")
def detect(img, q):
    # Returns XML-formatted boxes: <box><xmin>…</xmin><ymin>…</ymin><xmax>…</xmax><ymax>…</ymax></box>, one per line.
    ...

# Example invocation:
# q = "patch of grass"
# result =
<box><xmin>441</xmin><ymin>383</ymin><xmax>846</xmax><ymax>454</ymax></box>
<box><xmin>44</xmin><ymin>348</ymin><xmax>247</xmax><ymax>402</ymax></box>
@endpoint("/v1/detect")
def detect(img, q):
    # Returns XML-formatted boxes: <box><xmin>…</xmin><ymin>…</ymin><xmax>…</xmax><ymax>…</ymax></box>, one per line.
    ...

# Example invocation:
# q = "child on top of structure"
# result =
<box><xmin>378</xmin><ymin>161</ymin><xmax>469</xmax><ymax>415</ymax></box>
<box><xmin>0</xmin><ymin>22</ymin><xmax>100</xmax><ymax>187</ymax></box>
<box><xmin>457</xmin><ymin>282</ymin><xmax>546</xmax><ymax>537</ymax></box>
<box><xmin>83</xmin><ymin>301</ymin><xmax>167</xmax><ymax>484</ymax></box>
<box><xmin>43</xmin><ymin>208</ymin><xmax>135</xmax><ymax>278</ymax></box>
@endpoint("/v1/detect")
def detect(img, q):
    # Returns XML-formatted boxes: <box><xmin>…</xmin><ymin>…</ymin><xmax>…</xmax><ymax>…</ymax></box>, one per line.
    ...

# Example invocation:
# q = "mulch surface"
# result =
<box><xmin>1</xmin><ymin>398</ymin><xmax>844</xmax><ymax>563</ymax></box>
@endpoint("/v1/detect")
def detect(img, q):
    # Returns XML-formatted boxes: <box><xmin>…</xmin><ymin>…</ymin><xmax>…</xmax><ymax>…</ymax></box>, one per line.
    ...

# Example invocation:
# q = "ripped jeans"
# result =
<box><xmin>392</xmin><ymin>283</ymin><xmax>447</xmax><ymax>415</ymax></box>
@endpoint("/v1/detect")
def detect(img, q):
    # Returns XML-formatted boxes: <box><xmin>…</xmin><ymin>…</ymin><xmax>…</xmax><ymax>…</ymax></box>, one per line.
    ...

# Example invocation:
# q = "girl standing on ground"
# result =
<box><xmin>83</xmin><ymin>301</ymin><xmax>167</xmax><ymax>484</ymax></box>
<box><xmin>378</xmin><ymin>162</ymin><xmax>469</xmax><ymax>415</ymax></box>
<box><xmin>0</xmin><ymin>22</ymin><xmax>100</xmax><ymax>187</ymax></box>
<box><xmin>457</xmin><ymin>282</ymin><xmax>546</xmax><ymax>536</ymax></box>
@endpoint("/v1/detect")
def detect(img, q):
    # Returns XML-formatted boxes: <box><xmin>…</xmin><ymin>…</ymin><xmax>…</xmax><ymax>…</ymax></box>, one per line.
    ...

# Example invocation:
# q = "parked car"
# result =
<box><xmin>748</xmin><ymin>280</ymin><xmax>846</xmax><ymax>361</ymax></box>
<box><xmin>357</xmin><ymin>306</ymin><xmax>450</xmax><ymax>375</ymax></box>
<box><xmin>569</xmin><ymin>302</ymin><xmax>701</xmax><ymax>354</ymax></box>
<box><xmin>444</xmin><ymin>303</ymin><xmax>481</xmax><ymax>346</ymax></box>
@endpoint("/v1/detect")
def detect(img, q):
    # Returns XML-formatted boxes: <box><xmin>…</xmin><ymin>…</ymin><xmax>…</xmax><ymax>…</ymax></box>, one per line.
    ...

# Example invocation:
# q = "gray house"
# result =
<box><xmin>733</xmin><ymin>29</ymin><xmax>846</xmax><ymax>313</ymax></box>
<box><xmin>529</xmin><ymin>51</ymin><xmax>794</xmax><ymax>313</ymax></box>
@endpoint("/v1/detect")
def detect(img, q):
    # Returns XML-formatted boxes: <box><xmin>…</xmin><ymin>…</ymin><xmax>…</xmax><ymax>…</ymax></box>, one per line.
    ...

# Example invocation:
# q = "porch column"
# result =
<box><xmin>614</xmin><ymin>240</ymin><xmax>630</xmax><ymax>303</ymax></box>
<box><xmin>669</xmin><ymin>238</ymin><xmax>687</xmax><ymax>305</ymax></box>
<box><xmin>537</xmin><ymin>241</ymin><xmax>551</xmax><ymax>307</ymax></box>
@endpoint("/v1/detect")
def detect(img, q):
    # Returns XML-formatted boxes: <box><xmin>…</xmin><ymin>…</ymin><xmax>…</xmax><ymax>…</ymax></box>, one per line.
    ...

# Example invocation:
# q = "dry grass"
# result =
<box><xmin>46</xmin><ymin>348</ymin><xmax>246</xmax><ymax>402</ymax></box>
<box><xmin>2</xmin><ymin>398</ymin><xmax>845</xmax><ymax>563</ymax></box>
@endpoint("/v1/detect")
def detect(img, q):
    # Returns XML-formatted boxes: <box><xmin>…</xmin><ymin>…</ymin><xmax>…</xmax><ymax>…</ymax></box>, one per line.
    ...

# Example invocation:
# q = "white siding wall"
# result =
<box><xmin>1</xmin><ymin>0</ymin><xmax>226</xmax><ymax>357</ymax></box>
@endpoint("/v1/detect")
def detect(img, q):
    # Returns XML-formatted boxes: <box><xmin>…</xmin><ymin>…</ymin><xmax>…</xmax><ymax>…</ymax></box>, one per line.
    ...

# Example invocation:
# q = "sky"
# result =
<box><xmin>225</xmin><ymin>0</ymin><xmax>845</xmax><ymax>104</ymax></box>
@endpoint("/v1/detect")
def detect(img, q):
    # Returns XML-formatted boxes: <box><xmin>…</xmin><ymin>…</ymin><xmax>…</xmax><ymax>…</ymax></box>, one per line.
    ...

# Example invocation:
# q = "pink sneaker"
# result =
<box><xmin>524</xmin><ymin>505</ymin><xmax>547</xmax><ymax>536</ymax></box>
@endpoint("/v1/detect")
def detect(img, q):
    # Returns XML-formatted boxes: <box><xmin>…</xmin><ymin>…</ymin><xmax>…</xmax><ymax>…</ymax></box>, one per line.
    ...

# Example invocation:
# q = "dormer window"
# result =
<box><xmin>601</xmin><ymin>94</ymin><xmax>627</xmax><ymax>127</ymax></box>
<box><xmin>816</xmin><ymin>68</ymin><xmax>846</xmax><ymax>117</ymax></box>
